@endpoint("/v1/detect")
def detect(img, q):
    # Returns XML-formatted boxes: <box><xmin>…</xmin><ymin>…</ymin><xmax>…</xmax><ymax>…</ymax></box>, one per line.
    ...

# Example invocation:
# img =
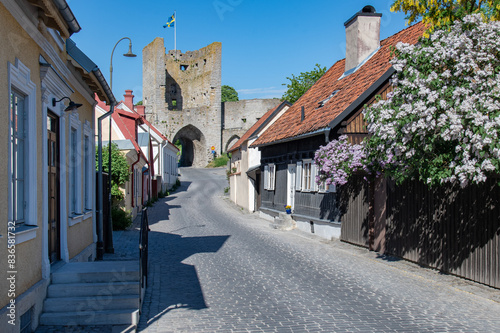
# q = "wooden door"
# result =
<box><xmin>47</xmin><ymin>113</ymin><xmax>60</xmax><ymax>263</ymax></box>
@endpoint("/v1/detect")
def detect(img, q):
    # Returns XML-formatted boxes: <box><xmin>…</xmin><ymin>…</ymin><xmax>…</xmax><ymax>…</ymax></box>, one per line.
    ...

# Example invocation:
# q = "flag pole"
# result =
<box><xmin>174</xmin><ymin>10</ymin><xmax>177</xmax><ymax>59</ymax></box>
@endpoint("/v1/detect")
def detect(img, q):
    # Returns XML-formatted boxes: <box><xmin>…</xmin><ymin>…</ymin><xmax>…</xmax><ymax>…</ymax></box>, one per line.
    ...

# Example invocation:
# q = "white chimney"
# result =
<box><xmin>344</xmin><ymin>6</ymin><xmax>382</xmax><ymax>73</ymax></box>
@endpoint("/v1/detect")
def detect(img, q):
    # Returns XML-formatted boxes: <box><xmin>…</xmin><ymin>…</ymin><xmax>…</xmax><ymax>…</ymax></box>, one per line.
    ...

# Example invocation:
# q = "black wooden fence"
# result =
<box><xmin>341</xmin><ymin>176</ymin><xmax>500</xmax><ymax>289</ymax></box>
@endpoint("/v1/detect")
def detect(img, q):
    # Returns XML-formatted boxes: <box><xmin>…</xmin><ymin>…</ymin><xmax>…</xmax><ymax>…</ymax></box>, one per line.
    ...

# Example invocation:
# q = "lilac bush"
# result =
<box><xmin>364</xmin><ymin>14</ymin><xmax>500</xmax><ymax>187</ymax></box>
<box><xmin>314</xmin><ymin>135</ymin><xmax>366</xmax><ymax>186</ymax></box>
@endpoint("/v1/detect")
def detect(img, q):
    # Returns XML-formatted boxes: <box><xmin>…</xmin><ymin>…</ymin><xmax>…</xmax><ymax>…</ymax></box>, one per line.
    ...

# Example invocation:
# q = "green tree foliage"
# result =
<box><xmin>221</xmin><ymin>85</ymin><xmax>239</xmax><ymax>102</ymax></box>
<box><xmin>281</xmin><ymin>64</ymin><xmax>327</xmax><ymax>104</ymax></box>
<box><xmin>391</xmin><ymin>0</ymin><xmax>500</xmax><ymax>36</ymax></box>
<box><xmin>96</xmin><ymin>143</ymin><xmax>130</xmax><ymax>201</ymax></box>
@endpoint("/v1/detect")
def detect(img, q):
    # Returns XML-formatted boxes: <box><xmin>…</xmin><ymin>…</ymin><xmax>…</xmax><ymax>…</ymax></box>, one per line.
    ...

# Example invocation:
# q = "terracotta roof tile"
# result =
<box><xmin>252</xmin><ymin>22</ymin><xmax>425</xmax><ymax>147</ymax></box>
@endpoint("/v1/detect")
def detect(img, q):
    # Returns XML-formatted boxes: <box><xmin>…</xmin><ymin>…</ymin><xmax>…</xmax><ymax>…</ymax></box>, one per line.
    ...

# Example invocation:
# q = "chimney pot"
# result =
<box><xmin>344</xmin><ymin>6</ymin><xmax>382</xmax><ymax>74</ymax></box>
<box><xmin>124</xmin><ymin>89</ymin><xmax>134</xmax><ymax>110</ymax></box>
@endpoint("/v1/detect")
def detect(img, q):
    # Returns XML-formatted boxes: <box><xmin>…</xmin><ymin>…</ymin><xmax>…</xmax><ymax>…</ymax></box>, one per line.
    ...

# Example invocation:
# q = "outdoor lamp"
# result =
<box><xmin>52</xmin><ymin>96</ymin><xmax>82</xmax><ymax>112</ymax></box>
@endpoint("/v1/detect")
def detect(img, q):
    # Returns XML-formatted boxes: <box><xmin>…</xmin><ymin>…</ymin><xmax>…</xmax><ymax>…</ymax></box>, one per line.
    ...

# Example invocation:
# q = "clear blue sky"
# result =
<box><xmin>68</xmin><ymin>0</ymin><xmax>410</xmax><ymax>103</ymax></box>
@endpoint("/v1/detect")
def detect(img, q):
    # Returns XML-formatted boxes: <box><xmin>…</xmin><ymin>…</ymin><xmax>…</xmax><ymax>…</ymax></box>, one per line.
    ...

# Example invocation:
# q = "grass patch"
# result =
<box><xmin>207</xmin><ymin>153</ymin><xmax>230</xmax><ymax>168</ymax></box>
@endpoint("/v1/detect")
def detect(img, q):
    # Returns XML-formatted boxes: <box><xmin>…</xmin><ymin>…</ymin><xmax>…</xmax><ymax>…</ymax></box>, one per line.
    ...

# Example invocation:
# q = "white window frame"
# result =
<box><xmin>68</xmin><ymin>112</ymin><xmax>82</xmax><ymax>222</ymax></box>
<box><xmin>295</xmin><ymin>161</ymin><xmax>302</xmax><ymax>191</ymax></box>
<box><xmin>312</xmin><ymin>163</ymin><xmax>319</xmax><ymax>192</ymax></box>
<box><xmin>269</xmin><ymin>164</ymin><xmax>276</xmax><ymax>191</ymax></box>
<box><xmin>302</xmin><ymin>160</ymin><xmax>313</xmax><ymax>192</ymax></box>
<box><xmin>83</xmin><ymin>121</ymin><xmax>92</xmax><ymax>213</ymax></box>
<box><xmin>8</xmin><ymin>60</ymin><xmax>37</xmax><ymax>232</ymax></box>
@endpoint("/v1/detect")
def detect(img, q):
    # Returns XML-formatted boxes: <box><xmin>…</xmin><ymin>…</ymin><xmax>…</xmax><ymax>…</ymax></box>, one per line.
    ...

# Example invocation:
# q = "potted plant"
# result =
<box><xmin>284</xmin><ymin>205</ymin><xmax>292</xmax><ymax>214</ymax></box>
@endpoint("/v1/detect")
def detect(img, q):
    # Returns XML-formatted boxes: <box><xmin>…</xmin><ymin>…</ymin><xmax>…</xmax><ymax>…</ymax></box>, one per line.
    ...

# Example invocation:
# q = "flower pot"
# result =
<box><xmin>285</xmin><ymin>209</ymin><xmax>291</xmax><ymax>214</ymax></box>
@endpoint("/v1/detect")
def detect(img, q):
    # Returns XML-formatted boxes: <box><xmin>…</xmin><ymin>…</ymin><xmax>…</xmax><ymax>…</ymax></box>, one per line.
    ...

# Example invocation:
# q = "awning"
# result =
<box><xmin>246</xmin><ymin>164</ymin><xmax>261</xmax><ymax>181</ymax></box>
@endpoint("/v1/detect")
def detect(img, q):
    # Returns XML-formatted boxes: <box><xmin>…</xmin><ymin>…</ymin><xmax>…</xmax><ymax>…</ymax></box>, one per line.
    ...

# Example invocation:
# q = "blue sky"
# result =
<box><xmin>68</xmin><ymin>0</ymin><xmax>410</xmax><ymax>103</ymax></box>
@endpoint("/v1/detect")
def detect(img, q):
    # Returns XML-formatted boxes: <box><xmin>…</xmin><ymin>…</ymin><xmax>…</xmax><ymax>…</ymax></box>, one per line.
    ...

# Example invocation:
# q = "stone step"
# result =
<box><xmin>47</xmin><ymin>281</ymin><xmax>140</xmax><ymax>298</ymax></box>
<box><xmin>43</xmin><ymin>295</ymin><xmax>140</xmax><ymax>313</ymax></box>
<box><xmin>51</xmin><ymin>261</ymin><xmax>139</xmax><ymax>284</ymax></box>
<box><xmin>40</xmin><ymin>308</ymin><xmax>139</xmax><ymax>326</ymax></box>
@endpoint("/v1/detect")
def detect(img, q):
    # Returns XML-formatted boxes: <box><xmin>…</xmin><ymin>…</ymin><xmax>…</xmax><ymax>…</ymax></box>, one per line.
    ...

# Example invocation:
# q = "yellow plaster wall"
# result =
<box><xmin>65</xmin><ymin>90</ymin><xmax>95</xmax><ymax>260</ymax></box>
<box><xmin>0</xmin><ymin>3</ymin><xmax>43</xmax><ymax>308</ymax></box>
<box><xmin>67</xmin><ymin>217</ymin><xmax>94</xmax><ymax>259</ymax></box>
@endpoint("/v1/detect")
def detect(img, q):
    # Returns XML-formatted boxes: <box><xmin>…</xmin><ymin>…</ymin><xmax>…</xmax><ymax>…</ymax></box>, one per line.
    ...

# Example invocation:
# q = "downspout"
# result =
<box><xmin>97</xmin><ymin>103</ymin><xmax>114</xmax><ymax>260</ymax></box>
<box><xmin>131</xmin><ymin>150</ymin><xmax>141</xmax><ymax>208</ymax></box>
<box><xmin>95</xmin><ymin>68</ymin><xmax>116</xmax><ymax>261</ymax></box>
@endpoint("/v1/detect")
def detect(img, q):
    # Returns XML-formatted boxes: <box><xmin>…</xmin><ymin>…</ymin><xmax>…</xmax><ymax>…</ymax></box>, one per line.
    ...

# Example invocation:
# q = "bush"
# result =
<box><xmin>111</xmin><ymin>206</ymin><xmax>132</xmax><ymax>231</ymax></box>
<box><xmin>207</xmin><ymin>153</ymin><xmax>230</xmax><ymax>168</ymax></box>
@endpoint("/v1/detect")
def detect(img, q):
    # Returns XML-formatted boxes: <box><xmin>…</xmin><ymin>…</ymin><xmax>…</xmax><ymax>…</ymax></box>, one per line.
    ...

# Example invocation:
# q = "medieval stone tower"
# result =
<box><xmin>143</xmin><ymin>38</ymin><xmax>222</xmax><ymax>167</ymax></box>
<box><xmin>143</xmin><ymin>38</ymin><xmax>281</xmax><ymax>168</ymax></box>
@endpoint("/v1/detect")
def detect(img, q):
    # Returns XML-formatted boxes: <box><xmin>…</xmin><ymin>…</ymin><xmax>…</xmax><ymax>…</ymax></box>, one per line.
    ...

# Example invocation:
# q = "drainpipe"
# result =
<box><xmin>97</xmin><ymin>103</ymin><xmax>114</xmax><ymax>260</ymax></box>
<box><xmin>131</xmin><ymin>150</ymin><xmax>141</xmax><ymax>208</ymax></box>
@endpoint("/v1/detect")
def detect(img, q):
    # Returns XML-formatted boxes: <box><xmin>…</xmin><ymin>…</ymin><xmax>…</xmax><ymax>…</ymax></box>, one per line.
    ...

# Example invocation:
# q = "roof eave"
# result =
<box><xmin>251</xmin><ymin>127</ymin><xmax>331</xmax><ymax>148</ymax></box>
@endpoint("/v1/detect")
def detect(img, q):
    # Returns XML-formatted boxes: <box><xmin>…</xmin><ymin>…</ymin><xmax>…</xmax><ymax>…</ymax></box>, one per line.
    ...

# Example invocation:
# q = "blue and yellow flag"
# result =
<box><xmin>163</xmin><ymin>13</ymin><xmax>175</xmax><ymax>28</ymax></box>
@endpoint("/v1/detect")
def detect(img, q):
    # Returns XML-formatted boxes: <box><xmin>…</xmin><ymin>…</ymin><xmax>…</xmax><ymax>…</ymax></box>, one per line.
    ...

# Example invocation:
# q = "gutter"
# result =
<box><xmin>53</xmin><ymin>0</ymin><xmax>81</xmax><ymax>35</ymax></box>
<box><xmin>251</xmin><ymin>127</ymin><xmax>331</xmax><ymax>148</ymax></box>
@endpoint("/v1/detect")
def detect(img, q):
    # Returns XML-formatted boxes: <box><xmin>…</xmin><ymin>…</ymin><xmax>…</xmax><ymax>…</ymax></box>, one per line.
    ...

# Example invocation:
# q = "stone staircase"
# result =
<box><xmin>40</xmin><ymin>261</ymin><xmax>141</xmax><ymax>326</ymax></box>
<box><xmin>270</xmin><ymin>212</ymin><xmax>296</xmax><ymax>230</ymax></box>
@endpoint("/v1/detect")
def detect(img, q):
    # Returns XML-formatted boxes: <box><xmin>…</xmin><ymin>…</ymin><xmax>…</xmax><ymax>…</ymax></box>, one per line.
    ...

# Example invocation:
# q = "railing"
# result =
<box><xmin>139</xmin><ymin>207</ymin><xmax>149</xmax><ymax>290</ymax></box>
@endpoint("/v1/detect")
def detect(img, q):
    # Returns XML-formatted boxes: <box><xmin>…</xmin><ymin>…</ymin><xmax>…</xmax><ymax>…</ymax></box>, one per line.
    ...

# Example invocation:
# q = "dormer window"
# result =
<box><xmin>318</xmin><ymin>90</ymin><xmax>340</xmax><ymax>108</ymax></box>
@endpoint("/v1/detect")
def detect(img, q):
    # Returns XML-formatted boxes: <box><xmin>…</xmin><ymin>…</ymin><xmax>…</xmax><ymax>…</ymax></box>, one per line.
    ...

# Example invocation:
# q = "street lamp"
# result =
<box><xmin>97</xmin><ymin>37</ymin><xmax>136</xmax><ymax>259</ymax></box>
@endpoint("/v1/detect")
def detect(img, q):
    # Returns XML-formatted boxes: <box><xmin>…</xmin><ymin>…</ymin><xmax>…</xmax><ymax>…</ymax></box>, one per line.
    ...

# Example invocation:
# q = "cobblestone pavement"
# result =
<box><xmin>136</xmin><ymin>167</ymin><xmax>500</xmax><ymax>333</ymax></box>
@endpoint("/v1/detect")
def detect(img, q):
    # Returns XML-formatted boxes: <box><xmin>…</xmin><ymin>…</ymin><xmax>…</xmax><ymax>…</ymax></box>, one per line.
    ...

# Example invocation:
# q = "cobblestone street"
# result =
<box><xmin>131</xmin><ymin>167</ymin><xmax>500</xmax><ymax>332</ymax></box>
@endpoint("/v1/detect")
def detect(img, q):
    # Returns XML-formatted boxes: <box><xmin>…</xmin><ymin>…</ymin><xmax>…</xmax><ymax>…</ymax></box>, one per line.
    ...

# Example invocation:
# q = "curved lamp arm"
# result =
<box><xmin>110</xmin><ymin>37</ymin><xmax>137</xmax><ymax>91</ymax></box>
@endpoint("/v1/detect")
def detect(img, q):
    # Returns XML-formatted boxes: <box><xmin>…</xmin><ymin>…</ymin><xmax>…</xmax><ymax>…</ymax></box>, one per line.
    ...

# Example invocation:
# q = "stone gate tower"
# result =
<box><xmin>143</xmin><ymin>38</ymin><xmax>222</xmax><ymax>167</ymax></box>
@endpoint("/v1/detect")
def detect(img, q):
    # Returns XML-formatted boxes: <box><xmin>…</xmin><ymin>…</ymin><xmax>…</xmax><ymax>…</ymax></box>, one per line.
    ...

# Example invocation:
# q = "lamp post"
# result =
<box><xmin>98</xmin><ymin>37</ymin><xmax>136</xmax><ymax>258</ymax></box>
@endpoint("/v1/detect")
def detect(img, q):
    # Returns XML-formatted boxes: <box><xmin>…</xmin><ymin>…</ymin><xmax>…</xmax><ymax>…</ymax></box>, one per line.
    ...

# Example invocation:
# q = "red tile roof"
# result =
<box><xmin>252</xmin><ymin>22</ymin><xmax>425</xmax><ymax>147</ymax></box>
<box><xmin>227</xmin><ymin>101</ymin><xmax>291</xmax><ymax>152</ymax></box>
<box><xmin>96</xmin><ymin>94</ymin><xmax>178</xmax><ymax>151</ymax></box>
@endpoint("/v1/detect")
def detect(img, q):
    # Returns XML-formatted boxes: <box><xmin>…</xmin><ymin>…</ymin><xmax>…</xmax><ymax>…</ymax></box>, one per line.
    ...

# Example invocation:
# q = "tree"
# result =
<box><xmin>221</xmin><ymin>85</ymin><xmax>239</xmax><ymax>102</ymax></box>
<box><xmin>364</xmin><ymin>14</ymin><xmax>500</xmax><ymax>187</ymax></box>
<box><xmin>391</xmin><ymin>0</ymin><xmax>500</xmax><ymax>36</ymax></box>
<box><xmin>96</xmin><ymin>143</ymin><xmax>130</xmax><ymax>201</ymax></box>
<box><xmin>281</xmin><ymin>64</ymin><xmax>327</xmax><ymax>104</ymax></box>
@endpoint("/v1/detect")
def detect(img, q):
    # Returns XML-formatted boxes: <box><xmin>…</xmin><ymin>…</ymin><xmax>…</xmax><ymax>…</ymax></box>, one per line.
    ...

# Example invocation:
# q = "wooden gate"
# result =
<box><xmin>340</xmin><ymin>175</ymin><xmax>370</xmax><ymax>247</ymax></box>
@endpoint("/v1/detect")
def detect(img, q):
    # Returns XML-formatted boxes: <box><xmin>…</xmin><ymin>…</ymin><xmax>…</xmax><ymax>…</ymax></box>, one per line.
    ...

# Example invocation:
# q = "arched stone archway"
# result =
<box><xmin>225</xmin><ymin>135</ymin><xmax>240</xmax><ymax>153</ymax></box>
<box><xmin>173</xmin><ymin>125</ymin><xmax>207</xmax><ymax>167</ymax></box>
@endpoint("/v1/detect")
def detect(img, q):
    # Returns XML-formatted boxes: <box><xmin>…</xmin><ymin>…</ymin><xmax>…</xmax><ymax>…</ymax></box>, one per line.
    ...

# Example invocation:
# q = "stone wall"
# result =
<box><xmin>223</xmin><ymin>99</ymin><xmax>281</xmax><ymax>151</ymax></box>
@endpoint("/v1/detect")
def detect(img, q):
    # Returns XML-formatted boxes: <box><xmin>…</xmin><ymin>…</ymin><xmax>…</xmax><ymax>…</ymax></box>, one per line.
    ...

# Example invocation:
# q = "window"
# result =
<box><xmin>269</xmin><ymin>164</ymin><xmax>275</xmax><ymax>190</ymax></box>
<box><xmin>300</xmin><ymin>160</ymin><xmax>318</xmax><ymax>192</ymax></box>
<box><xmin>8</xmin><ymin>59</ymin><xmax>37</xmax><ymax>229</ymax></box>
<box><xmin>264</xmin><ymin>164</ymin><xmax>276</xmax><ymax>191</ymax></box>
<box><xmin>69</xmin><ymin>112</ymin><xmax>82</xmax><ymax>218</ymax></box>
<box><xmin>70</xmin><ymin>128</ymin><xmax>77</xmax><ymax>215</ymax></box>
<box><xmin>302</xmin><ymin>160</ymin><xmax>313</xmax><ymax>191</ymax></box>
<box><xmin>83</xmin><ymin>121</ymin><xmax>92</xmax><ymax>212</ymax></box>
<box><xmin>295</xmin><ymin>161</ymin><xmax>302</xmax><ymax>191</ymax></box>
<box><xmin>10</xmin><ymin>91</ymin><xmax>26</xmax><ymax>224</ymax></box>
<box><xmin>83</xmin><ymin>134</ymin><xmax>91</xmax><ymax>211</ymax></box>
<box><xmin>319</xmin><ymin>179</ymin><xmax>327</xmax><ymax>192</ymax></box>
<box><xmin>20</xmin><ymin>307</ymin><xmax>33</xmax><ymax>333</ymax></box>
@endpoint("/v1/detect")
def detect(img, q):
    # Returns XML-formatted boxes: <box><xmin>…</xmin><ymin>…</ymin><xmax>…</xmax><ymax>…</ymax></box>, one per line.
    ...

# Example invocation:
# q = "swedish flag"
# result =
<box><xmin>163</xmin><ymin>13</ymin><xmax>175</xmax><ymax>28</ymax></box>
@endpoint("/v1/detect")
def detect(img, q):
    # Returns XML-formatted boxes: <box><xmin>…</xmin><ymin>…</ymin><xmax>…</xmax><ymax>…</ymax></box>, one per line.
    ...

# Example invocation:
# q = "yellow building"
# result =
<box><xmin>0</xmin><ymin>0</ymin><xmax>114</xmax><ymax>331</ymax></box>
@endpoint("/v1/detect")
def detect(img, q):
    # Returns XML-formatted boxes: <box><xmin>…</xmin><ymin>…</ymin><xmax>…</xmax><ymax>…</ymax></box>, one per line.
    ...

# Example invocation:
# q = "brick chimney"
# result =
<box><xmin>124</xmin><ymin>89</ymin><xmax>134</xmax><ymax>110</ymax></box>
<box><xmin>344</xmin><ymin>6</ymin><xmax>382</xmax><ymax>73</ymax></box>
<box><xmin>136</xmin><ymin>105</ymin><xmax>145</xmax><ymax>116</ymax></box>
